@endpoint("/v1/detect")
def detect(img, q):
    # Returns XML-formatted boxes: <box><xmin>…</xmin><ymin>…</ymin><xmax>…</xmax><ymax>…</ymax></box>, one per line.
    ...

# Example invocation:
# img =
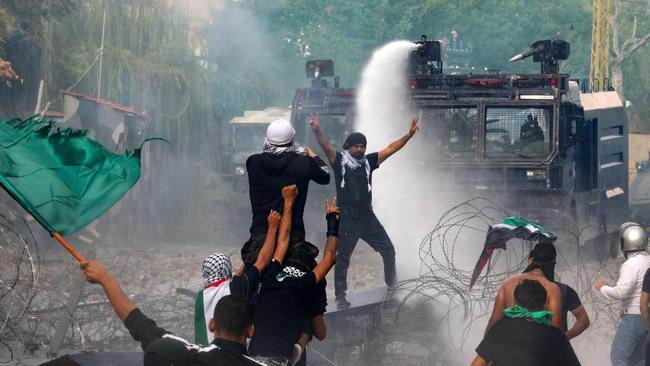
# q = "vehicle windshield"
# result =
<box><xmin>484</xmin><ymin>107</ymin><xmax>552</xmax><ymax>159</ymax></box>
<box><xmin>233</xmin><ymin>124</ymin><xmax>268</xmax><ymax>151</ymax></box>
<box><xmin>417</xmin><ymin>107</ymin><xmax>478</xmax><ymax>161</ymax></box>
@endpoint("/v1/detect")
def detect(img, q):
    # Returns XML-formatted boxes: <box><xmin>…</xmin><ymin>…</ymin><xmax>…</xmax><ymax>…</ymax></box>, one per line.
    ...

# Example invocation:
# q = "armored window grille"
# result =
<box><xmin>484</xmin><ymin>107</ymin><xmax>552</xmax><ymax>159</ymax></box>
<box><xmin>419</xmin><ymin>107</ymin><xmax>479</xmax><ymax>161</ymax></box>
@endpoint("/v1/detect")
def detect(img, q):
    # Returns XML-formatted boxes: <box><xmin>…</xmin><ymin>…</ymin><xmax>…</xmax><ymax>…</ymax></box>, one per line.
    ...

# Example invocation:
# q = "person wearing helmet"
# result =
<box><xmin>245</xmin><ymin>119</ymin><xmax>330</xmax><ymax>258</ymax></box>
<box><xmin>596</xmin><ymin>222</ymin><xmax>650</xmax><ymax>366</ymax></box>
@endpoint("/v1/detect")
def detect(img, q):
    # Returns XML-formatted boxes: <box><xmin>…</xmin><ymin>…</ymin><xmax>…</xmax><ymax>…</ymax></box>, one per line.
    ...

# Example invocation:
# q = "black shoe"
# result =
<box><xmin>336</xmin><ymin>295</ymin><xmax>351</xmax><ymax>309</ymax></box>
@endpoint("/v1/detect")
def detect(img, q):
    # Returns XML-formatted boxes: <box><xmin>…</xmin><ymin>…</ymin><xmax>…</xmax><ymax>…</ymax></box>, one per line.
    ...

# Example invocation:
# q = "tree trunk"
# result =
<box><xmin>610</xmin><ymin>61</ymin><xmax>624</xmax><ymax>98</ymax></box>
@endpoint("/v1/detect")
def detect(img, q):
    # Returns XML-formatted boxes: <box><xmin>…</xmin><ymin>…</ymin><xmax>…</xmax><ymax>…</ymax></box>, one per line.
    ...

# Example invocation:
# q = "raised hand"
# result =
<box><xmin>408</xmin><ymin>117</ymin><xmax>420</xmax><ymax>138</ymax></box>
<box><xmin>304</xmin><ymin>146</ymin><xmax>317</xmax><ymax>158</ymax></box>
<box><xmin>267</xmin><ymin>210</ymin><xmax>281</xmax><ymax>229</ymax></box>
<box><xmin>325</xmin><ymin>197</ymin><xmax>340</xmax><ymax>216</ymax></box>
<box><xmin>80</xmin><ymin>260</ymin><xmax>110</xmax><ymax>284</ymax></box>
<box><xmin>282</xmin><ymin>184</ymin><xmax>299</xmax><ymax>203</ymax></box>
<box><xmin>309</xmin><ymin>113</ymin><xmax>321</xmax><ymax>132</ymax></box>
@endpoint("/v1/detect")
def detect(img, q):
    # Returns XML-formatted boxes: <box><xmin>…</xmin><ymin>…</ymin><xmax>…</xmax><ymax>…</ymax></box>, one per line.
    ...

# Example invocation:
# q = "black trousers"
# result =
<box><xmin>334</xmin><ymin>210</ymin><xmax>396</xmax><ymax>298</ymax></box>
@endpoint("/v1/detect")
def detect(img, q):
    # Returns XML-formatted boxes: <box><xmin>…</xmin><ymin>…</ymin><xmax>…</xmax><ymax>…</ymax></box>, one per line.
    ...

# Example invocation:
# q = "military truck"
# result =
<box><xmin>291</xmin><ymin>38</ymin><xmax>629</xmax><ymax>250</ymax></box>
<box><xmin>407</xmin><ymin>37</ymin><xmax>628</xmax><ymax>246</ymax></box>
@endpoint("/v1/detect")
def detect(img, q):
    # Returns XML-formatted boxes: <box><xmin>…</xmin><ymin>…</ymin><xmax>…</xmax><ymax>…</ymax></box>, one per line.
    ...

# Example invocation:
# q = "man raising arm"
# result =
<box><xmin>310</xmin><ymin>114</ymin><xmax>418</xmax><ymax>308</ymax></box>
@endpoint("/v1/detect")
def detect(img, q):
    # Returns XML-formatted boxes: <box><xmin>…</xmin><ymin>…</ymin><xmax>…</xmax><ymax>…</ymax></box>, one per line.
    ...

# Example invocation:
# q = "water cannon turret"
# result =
<box><xmin>306</xmin><ymin>59</ymin><xmax>335</xmax><ymax>89</ymax></box>
<box><xmin>509</xmin><ymin>39</ymin><xmax>570</xmax><ymax>75</ymax></box>
<box><xmin>410</xmin><ymin>35</ymin><xmax>443</xmax><ymax>76</ymax></box>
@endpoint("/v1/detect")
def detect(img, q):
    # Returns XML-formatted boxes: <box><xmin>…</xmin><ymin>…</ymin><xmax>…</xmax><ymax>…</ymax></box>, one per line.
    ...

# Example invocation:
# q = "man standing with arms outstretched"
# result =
<box><xmin>310</xmin><ymin>114</ymin><xmax>419</xmax><ymax>308</ymax></box>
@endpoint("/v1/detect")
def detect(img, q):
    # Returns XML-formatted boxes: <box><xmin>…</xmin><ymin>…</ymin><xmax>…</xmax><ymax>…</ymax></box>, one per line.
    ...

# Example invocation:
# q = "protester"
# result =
<box><xmin>80</xmin><ymin>260</ymin><xmax>265</xmax><ymax>366</ymax></box>
<box><xmin>310</xmin><ymin>113</ymin><xmax>419</xmax><ymax>308</ymax></box>
<box><xmin>195</xmin><ymin>196</ymin><xmax>290</xmax><ymax>344</ymax></box>
<box><xmin>557</xmin><ymin>280</ymin><xmax>590</xmax><ymax>339</ymax></box>
<box><xmin>486</xmin><ymin>241</ymin><xmax>563</xmax><ymax>331</ymax></box>
<box><xmin>246</xmin><ymin>118</ymin><xmax>329</xmax><ymax>252</ymax></box>
<box><xmin>596</xmin><ymin>222</ymin><xmax>650</xmax><ymax>366</ymax></box>
<box><xmin>509</xmin><ymin>242</ymin><xmax>589</xmax><ymax>338</ymax></box>
<box><xmin>472</xmin><ymin>279</ymin><xmax>581</xmax><ymax>366</ymax></box>
<box><xmin>248</xmin><ymin>197</ymin><xmax>339</xmax><ymax>363</ymax></box>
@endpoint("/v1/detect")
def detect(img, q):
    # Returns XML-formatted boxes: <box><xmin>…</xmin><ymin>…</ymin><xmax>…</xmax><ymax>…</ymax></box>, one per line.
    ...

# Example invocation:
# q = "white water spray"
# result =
<box><xmin>354</xmin><ymin>41</ymin><xmax>480</xmax><ymax>365</ymax></box>
<box><xmin>356</xmin><ymin>40</ymin><xmax>417</xmax><ymax>149</ymax></box>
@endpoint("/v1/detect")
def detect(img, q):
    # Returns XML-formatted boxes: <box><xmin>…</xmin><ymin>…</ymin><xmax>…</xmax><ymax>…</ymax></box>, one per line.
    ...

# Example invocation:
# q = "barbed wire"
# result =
<box><xmin>366</xmin><ymin>197</ymin><xmax>622</xmax><ymax>364</ymax></box>
<box><xmin>0</xmin><ymin>206</ymin><xmax>40</xmax><ymax>364</ymax></box>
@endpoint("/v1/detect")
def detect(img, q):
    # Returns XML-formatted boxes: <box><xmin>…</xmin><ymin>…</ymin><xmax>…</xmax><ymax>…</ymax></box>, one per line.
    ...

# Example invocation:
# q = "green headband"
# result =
<box><xmin>503</xmin><ymin>305</ymin><xmax>553</xmax><ymax>326</ymax></box>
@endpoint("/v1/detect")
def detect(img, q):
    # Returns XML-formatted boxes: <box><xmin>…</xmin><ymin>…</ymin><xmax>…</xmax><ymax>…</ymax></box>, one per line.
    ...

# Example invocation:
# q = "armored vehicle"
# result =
<box><xmin>406</xmin><ymin>37</ymin><xmax>628</xmax><ymax>246</ymax></box>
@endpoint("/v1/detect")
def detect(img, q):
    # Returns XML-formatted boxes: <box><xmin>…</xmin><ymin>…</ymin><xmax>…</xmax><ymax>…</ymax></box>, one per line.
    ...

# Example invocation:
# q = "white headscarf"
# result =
<box><xmin>262</xmin><ymin>118</ymin><xmax>304</xmax><ymax>154</ymax></box>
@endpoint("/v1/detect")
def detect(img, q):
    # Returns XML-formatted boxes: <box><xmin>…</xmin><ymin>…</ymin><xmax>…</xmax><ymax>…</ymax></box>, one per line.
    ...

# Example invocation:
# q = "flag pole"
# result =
<box><xmin>52</xmin><ymin>232</ymin><xmax>86</xmax><ymax>262</ymax></box>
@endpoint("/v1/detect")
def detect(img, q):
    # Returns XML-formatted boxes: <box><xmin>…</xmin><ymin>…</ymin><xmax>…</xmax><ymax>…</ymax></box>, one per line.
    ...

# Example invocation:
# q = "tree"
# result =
<box><xmin>610</xmin><ymin>1</ymin><xmax>650</xmax><ymax>99</ymax></box>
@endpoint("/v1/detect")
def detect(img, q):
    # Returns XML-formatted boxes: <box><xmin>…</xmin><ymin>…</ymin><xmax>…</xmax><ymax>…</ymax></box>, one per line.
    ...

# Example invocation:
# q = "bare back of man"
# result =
<box><xmin>486</xmin><ymin>271</ymin><xmax>563</xmax><ymax>332</ymax></box>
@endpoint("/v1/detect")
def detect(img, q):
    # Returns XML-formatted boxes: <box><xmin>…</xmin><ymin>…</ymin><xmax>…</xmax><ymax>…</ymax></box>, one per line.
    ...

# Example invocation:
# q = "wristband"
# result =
<box><xmin>326</xmin><ymin>212</ymin><xmax>339</xmax><ymax>237</ymax></box>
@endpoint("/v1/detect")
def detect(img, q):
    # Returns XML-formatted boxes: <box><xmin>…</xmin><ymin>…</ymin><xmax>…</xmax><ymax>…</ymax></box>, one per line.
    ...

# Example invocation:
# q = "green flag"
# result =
<box><xmin>0</xmin><ymin>116</ymin><xmax>149</xmax><ymax>236</ymax></box>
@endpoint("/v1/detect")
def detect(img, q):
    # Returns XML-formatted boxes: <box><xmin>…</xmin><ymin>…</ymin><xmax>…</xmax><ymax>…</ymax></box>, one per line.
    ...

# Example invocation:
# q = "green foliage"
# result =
<box><xmin>3</xmin><ymin>0</ymin><xmax>650</xmax><ymax>143</ymax></box>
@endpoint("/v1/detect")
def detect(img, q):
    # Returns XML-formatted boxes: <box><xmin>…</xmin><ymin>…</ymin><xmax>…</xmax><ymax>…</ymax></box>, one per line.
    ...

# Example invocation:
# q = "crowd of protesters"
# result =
<box><xmin>75</xmin><ymin>116</ymin><xmax>650</xmax><ymax>365</ymax></box>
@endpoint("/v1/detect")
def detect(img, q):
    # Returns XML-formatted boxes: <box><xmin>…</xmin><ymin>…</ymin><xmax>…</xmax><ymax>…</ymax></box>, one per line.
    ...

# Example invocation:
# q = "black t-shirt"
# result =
<box><xmin>556</xmin><ymin>282</ymin><xmax>582</xmax><ymax>332</ymax></box>
<box><xmin>306</xmin><ymin>278</ymin><xmax>328</xmax><ymax>319</ymax></box>
<box><xmin>124</xmin><ymin>308</ymin><xmax>264</xmax><ymax>366</ymax></box>
<box><xmin>246</xmin><ymin>152</ymin><xmax>330</xmax><ymax>238</ymax></box>
<box><xmin>332</xmin><ymin>152</ymin><xmax>379</xmax><ymax>214</ymax></box>
<box><xmin>476</xmin><ymin>318</ymin><xmax>581</xmax><ymax>366</ymax></box>
<box><xmin>249</xmin><ymin>260</ymin><xmax>317</xmax><ymax>359</ymax></box>
<box><xmin>230</xmin><ymin>265</ymin><xmax>261</xmax><ymax>305</ymax></box>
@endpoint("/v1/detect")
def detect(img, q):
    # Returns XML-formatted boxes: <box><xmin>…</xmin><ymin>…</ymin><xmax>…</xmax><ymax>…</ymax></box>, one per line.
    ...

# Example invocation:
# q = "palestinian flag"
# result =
<box><xmin>469</xmin><ymin>216</ymin><xmax>556</xmax><ymax>288</ymax></box>
<box><xmin>194</xmin><ymin>279</ymin><xmax>231</xmax><ymax>345</ymax></box>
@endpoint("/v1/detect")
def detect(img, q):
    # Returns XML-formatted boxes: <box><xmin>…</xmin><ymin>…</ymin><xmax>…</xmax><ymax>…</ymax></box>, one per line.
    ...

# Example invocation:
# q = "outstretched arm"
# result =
<box><xmin>378</xmin><ymin>117</ymin><xmax>419</xmax><ymax>165</ymax></box>
<box><xmin>310</xmin><ymin>114</ymin><xmax>337</xmax><ymax>164</ymax></box>
<box><xmin>81</xmin><ymin>260</ymin><xmax>136</xmax><ymax>321</ymax></box>
<box><xmin>253</xmin><ymin>210</ymin><xmax>281</xmax><ymax>272</ymax></box>
<box><xmin>312</xmin><ymin>198</ymin><xmax>340</xmax><ymax>283</ymax></box>
<box><xmin>272</xmin><ymin>185</ymin><xmax>298</xmax><ymax>264</ymax></box>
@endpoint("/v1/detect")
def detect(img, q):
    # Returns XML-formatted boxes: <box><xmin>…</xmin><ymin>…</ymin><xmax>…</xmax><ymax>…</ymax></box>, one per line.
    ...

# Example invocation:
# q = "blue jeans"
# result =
<box><xmin>611</xmin><ymin>314</ymin><xmax>646</xmax><ymax>366</ymax></box>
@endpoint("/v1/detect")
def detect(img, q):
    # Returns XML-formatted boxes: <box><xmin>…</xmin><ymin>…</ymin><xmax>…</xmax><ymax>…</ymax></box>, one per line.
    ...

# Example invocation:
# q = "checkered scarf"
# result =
<box><xmin>202</xmin><ymin>252</ymin><xmax>232</xmax><ymax>288</ymax></box>
<box><xmin>262</xmin><ymin>139</ymin><xmax>305</xmax><ymax>155</ymax></box>
<box><xmin>276</xmin><ymin>266</ymin><xmax>306</xmax><ymax>282</ymax></box>
<box><xmin>341</xmin><ymin>150</ymin><xmax>371</xmax><ymax>192</ymax></box>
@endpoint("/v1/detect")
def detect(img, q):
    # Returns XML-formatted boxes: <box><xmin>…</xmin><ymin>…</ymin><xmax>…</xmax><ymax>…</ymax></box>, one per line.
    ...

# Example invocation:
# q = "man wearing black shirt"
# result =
<box><xmin>246</xmin><ymin>118</ymin><xmax>330</xmax><ymax>242</ymax></box>
<box><xmin>80</xmin><ymin>260</ymin><xmax>264</xmax><ymax>366</ymax></box>
<box><xmin>556</xmin><ymin>281</ymin><xmax>589</xmax><ymax>339</ymax></box>
<box><xmin>249</xmin><ymin>197</ymin><xmax>340</xmax><ymax>362</ymax></box>
<box><xmin>196</xmin><ymin>186</ymin><xmax>298</xmax><ymax>344</ymax></box>
<box><xmin>472</xmin><ymin>280</ymin><xmax>581</xmax><ymax>366</ymax></box>
<box><xmin>486</xmin><ymin>242</ymin><xmax>590</xmax><ymax>335</ymax></box>
<box><xmin>310</xmin><ymin>113</ymin><xmax>419</xmax><ymax>307</ymax></box>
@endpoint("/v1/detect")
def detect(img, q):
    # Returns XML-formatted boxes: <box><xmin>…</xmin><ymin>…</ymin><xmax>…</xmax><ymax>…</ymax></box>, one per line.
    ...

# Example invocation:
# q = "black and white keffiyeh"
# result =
<box><xmin>262</xmin><ymin>138</ymin><xmax>305</xmax><ymax>155</ymax></box>
<box><xmin>276</xmin><ymin>266</ymin><xmax>306</xmax><ymax>282</ymax></box>
<box><xmin>202</xmin><ymin>252</ymin><xmax>233</xmax><ymax>288</ymax></box>
<box><xmin>341</xmin><ymin>150</ymin><xmax>371</xmax><ymax>192</ymax></box>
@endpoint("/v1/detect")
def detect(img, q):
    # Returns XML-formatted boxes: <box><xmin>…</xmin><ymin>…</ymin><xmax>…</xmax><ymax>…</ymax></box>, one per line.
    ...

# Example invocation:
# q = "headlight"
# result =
<box><xmin>235</xmin><ymin>166</ymin><xmax>246</xmax><ymax>176</ymax></box>
<box><xmin>526</xmin><ymin>170</ymin><xmax>546</xmax><ymax>181</ymax></box>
